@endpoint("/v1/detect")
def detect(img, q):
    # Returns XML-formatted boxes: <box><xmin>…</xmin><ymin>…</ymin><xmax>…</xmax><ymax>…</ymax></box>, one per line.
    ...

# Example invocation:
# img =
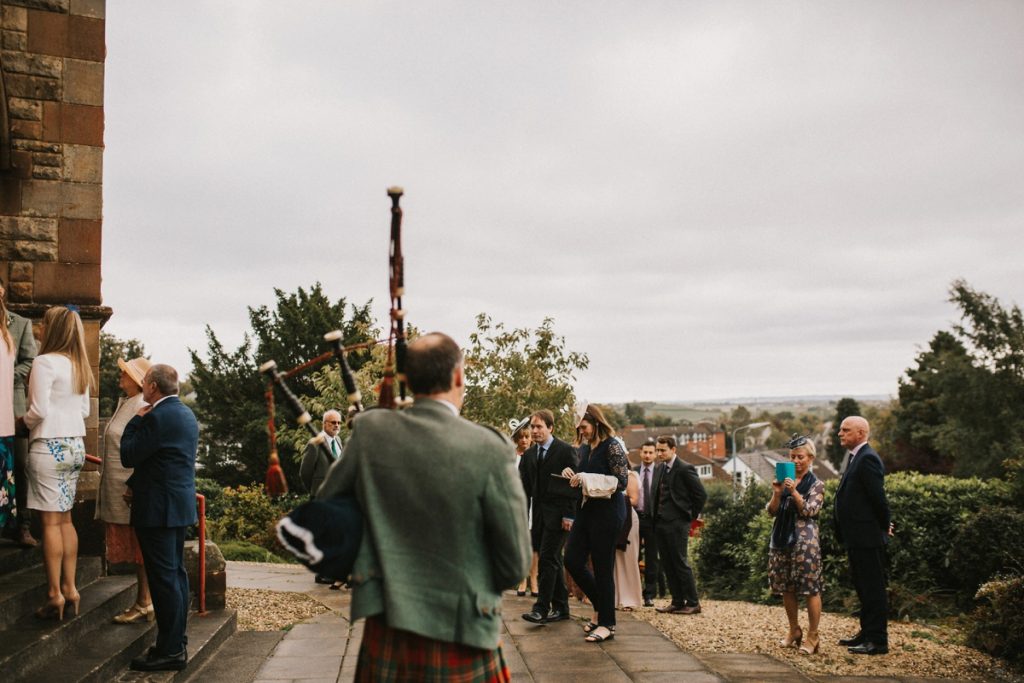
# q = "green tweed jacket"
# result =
<box><xmin>8</xmin><ymin>312</ymin><xmax>37</xmax><ymax>418</ymax></box>
<box><xmin>317</xmin><ymin>398</ymin><xmax>530</xmax><ymax>650</ymax></box>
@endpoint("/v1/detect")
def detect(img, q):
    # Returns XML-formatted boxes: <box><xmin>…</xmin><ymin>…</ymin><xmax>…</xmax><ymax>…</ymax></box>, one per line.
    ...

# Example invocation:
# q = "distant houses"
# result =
<box><xmin>725</xmin><ymin>449</ymin><xmax>838</xmax><ymax>488</ymax></box>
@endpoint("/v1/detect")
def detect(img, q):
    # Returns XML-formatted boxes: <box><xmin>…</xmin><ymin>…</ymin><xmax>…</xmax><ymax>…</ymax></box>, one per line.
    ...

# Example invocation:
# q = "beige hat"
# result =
<box><xmin>117</xmin><ymin>356</ymin><xmax>153</xmax><ymax>389</ymax></box>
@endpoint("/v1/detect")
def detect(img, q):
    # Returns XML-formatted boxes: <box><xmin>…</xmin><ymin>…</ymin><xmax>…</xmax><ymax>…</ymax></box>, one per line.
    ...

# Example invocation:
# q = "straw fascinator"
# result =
<box><xmin>508</xmin><ymin>416</ymin><xmax>530</xmax><ymax>437</ymax></box>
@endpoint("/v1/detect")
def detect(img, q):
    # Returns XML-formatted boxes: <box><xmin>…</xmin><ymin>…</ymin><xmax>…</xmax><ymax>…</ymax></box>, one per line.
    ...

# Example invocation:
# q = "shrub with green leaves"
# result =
<box><xmin>968</xmin><ymin>575</ymin><xmax>1024</xmax><ymax>665</ymax></box>
<box><xmin>948</xmin><ymin>505</ymin><xmax>1024</xmax><ymax>604</ymax></box>
<box><xmin>694</xmin><ymin>482</ymin><xmax>772</xmax><ymax>601</ymax></box>
<box><xmin>218</xmin><ymin>540</ymin><xmax>291</xmax><ymax>564</ymax></box>
<box><xmin>205</xmin><ymin>484</ymin><xmax>303</xmax><ymax>556</ymax></box>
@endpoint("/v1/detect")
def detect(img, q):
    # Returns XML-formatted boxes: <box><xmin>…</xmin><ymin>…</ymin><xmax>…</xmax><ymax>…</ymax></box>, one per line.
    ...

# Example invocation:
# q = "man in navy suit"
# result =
<box><xmin>121</xmin><ymin>364</ymin><xmax>199</xmax><ymax>672</ymax></box>
<box><xmin>834</xmin><ymin>416</ymin><xmax>892</xmax><ymax>655</ymax></box>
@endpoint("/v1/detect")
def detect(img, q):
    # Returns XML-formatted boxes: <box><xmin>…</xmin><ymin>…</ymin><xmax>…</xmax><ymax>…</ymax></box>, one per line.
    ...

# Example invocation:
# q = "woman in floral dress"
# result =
<box><xmin>766</xmin><ymin>436</ymin><xmax>825</xmax><ymax>655</ymax></box>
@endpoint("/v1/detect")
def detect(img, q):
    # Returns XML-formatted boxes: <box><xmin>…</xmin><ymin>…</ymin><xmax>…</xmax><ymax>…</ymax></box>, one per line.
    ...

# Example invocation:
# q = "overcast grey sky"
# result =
<box><xmin>101</xmin><ymin>1</ymin><xmax>1024</xmax><ymax>402</ymax></box>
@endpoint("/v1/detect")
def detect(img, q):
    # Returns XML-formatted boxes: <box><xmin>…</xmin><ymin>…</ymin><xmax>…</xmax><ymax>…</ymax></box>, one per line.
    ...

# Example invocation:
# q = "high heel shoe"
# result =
<box><xmin>64</xmin><ymin>591</ymin><xmax>81</xmax><ymax>619</ymax></box>
<box><xmin>35</xmin><ymin>595</ymin><xmax>66</xmax><ymax>621</ymax></box>
<box><xmin>779</xmin><ymin>626</ymin><xmax>802</xmax><ymax>648</ymax></box>
<box><xmin>799</xmin><ymin>630</ymin><xmax>820</xmax><ymax>655</ymax></box>
<box><xmin>114</xmin><ymin>602</ymin><xmax>154</xmax><ymax>624</ymax></box>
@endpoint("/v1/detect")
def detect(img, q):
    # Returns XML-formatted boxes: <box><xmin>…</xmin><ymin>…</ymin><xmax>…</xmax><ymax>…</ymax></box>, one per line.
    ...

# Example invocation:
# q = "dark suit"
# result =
<box><xmin>651</xmin><ymin>456</ymin><xmax>707</xmax><ymax>608</ymax></box>
<box><xmin>835</xmin><ymin>443</ymin><xmax>891</xmax><ymax>646</ymax></box>
<box><xmin>121</xmin><ymin>396</ymin><xmax>199</xmax><ymax>657</ymax></box>
<box><xmin>634</xmin><ymin>463</ymin><xmax>662</xmax><ymax>600</ymax></box>
<box><xmin>519</xmin><ymin>437</ymin><xmax>579</xmax><ymax>615</ymax></box>
<box><xmin>300</xmin><ymin>432</ymin><xmax>342</xmax><ymax>496</ymax></box>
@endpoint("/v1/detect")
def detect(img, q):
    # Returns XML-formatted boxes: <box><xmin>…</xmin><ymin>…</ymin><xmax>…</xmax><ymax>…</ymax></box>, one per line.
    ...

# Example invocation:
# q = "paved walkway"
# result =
<box><xmin>227</xmin><ymin>562</ymin><xmax>968</xmax><ymax>683</ymax></box>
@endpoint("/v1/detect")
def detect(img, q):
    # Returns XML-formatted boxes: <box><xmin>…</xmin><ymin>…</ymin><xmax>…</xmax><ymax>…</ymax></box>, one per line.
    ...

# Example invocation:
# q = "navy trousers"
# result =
<box><xmin>135</xmin><ymin>526</ymin><xmax>190</xmax><ymax>655</ymax></box>
<box><xmin>565</xmin><ymin>496</ymin><xmax>625</xmax><ymax>627</ymax></box>
<box><xmin>848</xmin><ymin>546</ymin><xmax>888</xmax><ymax>645</ymax></box>
<box><xmin>532</xmin><ymin>515</ymin><xmax>569</xmax><ymax>615</ymax></box>
<box><xmin>655</xmin><ymin>517</ymin><xmax>699</xmax><ymax>608</ymax></box>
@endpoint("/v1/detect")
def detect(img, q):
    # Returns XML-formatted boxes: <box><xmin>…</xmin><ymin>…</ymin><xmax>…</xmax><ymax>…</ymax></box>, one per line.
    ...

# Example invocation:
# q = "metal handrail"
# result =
<box><xmin>84</xmin><ymin>454</ymin><xmax>208</xmax><ymax>615</ymax></box>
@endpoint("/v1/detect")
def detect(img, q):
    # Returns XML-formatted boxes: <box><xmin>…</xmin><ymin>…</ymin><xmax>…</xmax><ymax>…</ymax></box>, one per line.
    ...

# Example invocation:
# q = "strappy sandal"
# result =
<box><xmin>583</xmin><ymin>621</ymin><xmax>615</xmax><ymax>634</ymax></box>
<box><xmin>779</xmin><ymin>626</ymin><xmax>802</xmax><ymax>648</ymax></box>
<box><xmin>585</xmin><ymin>626</ymin><xmax>614</xmax><ymax>643</ymax></box>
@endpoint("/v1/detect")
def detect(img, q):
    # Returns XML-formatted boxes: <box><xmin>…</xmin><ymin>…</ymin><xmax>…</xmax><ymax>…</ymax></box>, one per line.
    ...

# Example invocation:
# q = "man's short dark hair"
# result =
<box><xmin>406</xmin><ymin>332</ymin><xmax>463</xmax><ymax>395</ymax></box>
<box><xmin>531</xmin><ymin>409</ymin><xmax>554</xmax><ymax>428</ymax></box>
<box><xmin>147</xmin><ymin>364</ymin><xmax>179</xmax><ymax>396</ymax></box>
<box><xmin>656</xmin><ymin>435</ymin><xmax>676</xmax><ymax>449</ymax></box>
<box><xmin>641</xmin><ymin>438</ymin><xmax>656</xmax><ymax>449</ymax></box>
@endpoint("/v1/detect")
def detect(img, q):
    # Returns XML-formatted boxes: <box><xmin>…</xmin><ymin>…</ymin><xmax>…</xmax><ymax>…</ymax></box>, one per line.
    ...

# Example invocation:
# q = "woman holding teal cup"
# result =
<box><xmin>766</xmin><ymin>435</ymin><xmax>825</xmax><ymax>655</ymax></box>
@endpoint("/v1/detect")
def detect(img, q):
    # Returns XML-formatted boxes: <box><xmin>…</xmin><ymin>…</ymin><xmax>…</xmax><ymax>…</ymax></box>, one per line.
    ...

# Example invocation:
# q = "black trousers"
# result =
<box><xmin>848</xmin><ymin>546</ymin><xmax>888</xmax><ymax>645</ymax></box>
<box><xmin>12</xmin><ymin>436</ymin><xmax>30</xmax><ymax>529</ymax></box>
<box><xmin>655</xmin><ymin>517</ymin><xmax>699</xmax><ymax>607</ymax></box>
<box><xmin>637</xmin><ymin>513</ymin><xmax>662</xmax><ymax>600</ymax></box>
<box><xmin>532</xmin><ymin>515</ymin><xmax>568</xmax><ymax>615</ymax></box>
<box><xmin>565</xmin><ymin>497</ymin><xmax>624</xmax><ymax>628</ymax></box>
<box><xmin>136</xmin><ymin>526</ymin><xmax>190</xmax><ymax>656</ymax></box>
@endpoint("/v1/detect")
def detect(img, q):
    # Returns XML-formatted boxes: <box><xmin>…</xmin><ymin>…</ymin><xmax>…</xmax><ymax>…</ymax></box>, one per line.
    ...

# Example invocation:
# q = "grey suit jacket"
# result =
<box><xmin>8</xmin><ymin>312</ymin><xmax>36</xmax><ymax>418</ymax></box>
<box><xmin>317</xmin><ymin>398</ymin><xmax>530</xmax><ymax>650</ymax></box>
<box><xmin>300</xmin><ymin>432</ymin><xmax>342</xmax><ymax>496</ymax></box>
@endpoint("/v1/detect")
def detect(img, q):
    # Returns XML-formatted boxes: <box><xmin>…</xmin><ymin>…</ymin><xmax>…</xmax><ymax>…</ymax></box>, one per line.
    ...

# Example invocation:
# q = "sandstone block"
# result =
<box><xmin>2</xmin><ymin>30</ymin><xmax>28</xmax><ymax>51</ymax></box>
<box><xmin>70</xmin><ymin>0</ymin><xmax>103</xmax><ymax>20</ymax></box>
<box><xmin>0</xmin><ymin>219</ymin><xmax>57</xmax><ymax>242</ymax></box>
<box><xmin>58</xmin><ymin>217</ymin><xmax>100</xmax><ymax>263</ymax></box>
<box><xmin>2</xmin><ymin>6</ymin><xmax>28</xmax><ymax>30</ymax></box>
<box><xmin>86</xmin><ymin>396</ymin><xmax>98</xmax><ymax>428</ymax></box>
<box><xmin>9</xmin><ymin>281</ymin><xmax>32</xmax><ymax>301</ymax></box>
<box><xmin>0</xmin><ymin>216</ymin><xmax>58</xmax><ymax>241</ymax></box>
<box><xmin>10</xmin><ymin>150</ymin><xmax>33</xmax><ymax>179</ymax></box>
<box><xmin>26</xmin><ymin>9</ymin><xmax>67</xmax><ymax>58</ymax></box>
<box><xmin>32</xmin><ymin>152</ymin><xmax>61</xmax><ymax>167</ymax></box>
<box><xmin>83</xmin><ymin>318</ymin><xmax>99</xmax><ymax>362</ymax></box>
<box><xmin>33</xmin><ymin>261</ymin><xmax>100</xmax><ymax>303</ymax></box>
<box><xmin>67</xmin><ymin>14</ymin><xmax>103</xmax><ymax>61</ymax></box>
<box><xmin>13</xmin><ymin>139</ymin><xmax>59</xmax><ymax>153</ymax></box>
<box><xmin>10</xmin><ymin>261</ymin><xmax>33</xmax><ymax>281</ymax></box>
<box><xmin>11</xmin><ymin>118</ymin><xmax>41</xmax><ymax>140</ymax></box>
<box><xmin>41</xmin><ymin>101</ymin><xmax>60</xmax><ymax>141</ymax></box>
<box><xmin>4</xmin><ymin>239</ymin><xmax>58</xmax><ymax>260</ymax></box>
<box><xmin>5</xmin><ymin>72</ymin><xmax>59</xmax><ymax>99</ymax></box>
<box><xmin>9</xmin><ymin>97</ymin><xmax>42</xmax><ymax>121</ymax></box>
<box><xmin>60</xmin><ymin>103</ymin><xmax>102</xmax><ymax>145</ymax></box>
<box><xmin>61</xmin><ymin>180</ymin><xmax>101</xmax><ymax>218</ymax></box>
<box><xmin>8</xmin><ymin>1</ymin><xmax>70</xmax><ymax>12</ymax></box>
<box><xmin>1</xmin><ymin>49</ymin><xmax>62</xmax><ymax>76</ymax></box>
<box><xmin>20</xmin><ymin>179</ymin><xmax>61</xmax><ymax>216</ymax></box>
<box><xmin>32</xmin><ymin>165</ymin><xmax>60</xmax><ymax>180</ymax></box>
<box><xmin>63</xmin><ymin>143</ymin><xmax>101</xmax><ymax>183</ymax></box>
<box><xmin>62</xmin><ymin>57</ymin><xmax>102</xmax><ymax>105</ymax></box>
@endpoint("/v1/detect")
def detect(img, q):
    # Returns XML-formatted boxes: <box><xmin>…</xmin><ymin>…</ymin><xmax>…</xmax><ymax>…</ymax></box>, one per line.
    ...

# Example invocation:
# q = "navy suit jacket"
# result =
<box><xmin>650</xmin><ymin>457</ymin><xmax>707</xmax><ymax>524</ymax></box>
<box><xmin>121</xmin><ymin>395</ymin><xmax>199</xmax><ymax>528</ymax></box>
<box><xmin>834</xmin><ymin>443</ymin><xmax>891</xmax><ymax>549</ymax></box>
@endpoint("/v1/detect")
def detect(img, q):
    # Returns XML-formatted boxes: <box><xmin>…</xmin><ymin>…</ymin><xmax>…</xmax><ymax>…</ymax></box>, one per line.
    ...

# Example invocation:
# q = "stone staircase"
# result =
<box><xmin>0</xmin><ymin>541</ymin><xmax>236</xmax><ymax>682</ymax></box>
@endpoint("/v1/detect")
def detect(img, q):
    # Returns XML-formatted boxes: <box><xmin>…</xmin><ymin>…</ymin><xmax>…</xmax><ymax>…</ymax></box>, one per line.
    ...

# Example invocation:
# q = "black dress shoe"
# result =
<box><xmin>522</xmin><ymin>611</ymin><xmax>547</xmax><ymax>624</ymax></box>
<box><xmin>655</xmin><ymin>604</ymin><xmax>682</xmax><ymax>614</ymax></box>
<box><xmin>314</xmin><ymin>574</ymin><xmax>334</xmax><ymax>584</ymax></box>
<box><xmin>130</xmin><ymin>648</ymin><xmax>188</xmax><ymax>671</ymax></box>
<box><xmin>545</xmin><ymin>609</ymin><xmax>570</xmax><ymax>622</ymax></box>
<box><xmin>848</xmin><ymin>642</ymin><xmax>888</xmax><ymax>655</ymax></box>
<box><xmin>838</xmin><ymin>632</ymin><xmax>864</xmax><ymax>646</ymax></box>
<box><xmin>643</xmin><ymin>598</ymin><xmax>654</xmax><ymax>607</ymax></box>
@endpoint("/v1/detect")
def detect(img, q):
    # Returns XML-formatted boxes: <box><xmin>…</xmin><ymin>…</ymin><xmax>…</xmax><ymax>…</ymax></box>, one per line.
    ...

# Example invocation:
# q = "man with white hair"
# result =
<box><xmin>834</xmin><ymin>416</ymin><xmax>892</xmax><ymax>655</ymax></box>
<box><xmin>300</xmin><ymin>409</ymin><xmax>344</xmax><ymax>497</ymax></box>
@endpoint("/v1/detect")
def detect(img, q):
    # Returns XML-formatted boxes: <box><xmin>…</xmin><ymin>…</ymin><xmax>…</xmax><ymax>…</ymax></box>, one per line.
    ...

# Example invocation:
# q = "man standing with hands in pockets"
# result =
<box><xmin>121</xmin><ymin>364</ymin><xmax>198</xmax><ymax>672</ymax></box>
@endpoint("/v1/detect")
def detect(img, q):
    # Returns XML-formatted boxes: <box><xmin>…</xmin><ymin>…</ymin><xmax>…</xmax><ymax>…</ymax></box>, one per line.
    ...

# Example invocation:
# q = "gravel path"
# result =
<box><xmin>228</xmin><ymin>587</ymin><xmax>330</xmax><ymax>632</ymax></box>
<box><xmin>630</xmin><ymin>598</ymin><xmax>1022</xmax><ymax>682</ymax></box>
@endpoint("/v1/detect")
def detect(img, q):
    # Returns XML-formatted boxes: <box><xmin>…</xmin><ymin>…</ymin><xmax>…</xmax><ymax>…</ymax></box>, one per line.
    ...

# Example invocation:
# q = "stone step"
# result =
<box><xmin>114</xmin><ymin>608</ymin><xmax>238</xmax><ymax>683</ymax></box>
<box><xmin>0</xmin><ymin>574</ymin><xmax>138</xmax><ymax>681</ymax></box>
<box><xmin>180</xmin><ymin>629</ymin><xmax>283</xmax><ymax>683</ymax></box>
<box><xmin>0</xmin><ymin>555</ymin><xmax>103</xmax><ymax>629</ymax></box>
<box><xmin>0</xmin><ymin>539</ymin><xmax>43</xmax><ymax>576</ymax></box>
<box><xmin>16</xmin><ymin>616</ymin><xmax>157</xmax><ymax>683</ymax></box>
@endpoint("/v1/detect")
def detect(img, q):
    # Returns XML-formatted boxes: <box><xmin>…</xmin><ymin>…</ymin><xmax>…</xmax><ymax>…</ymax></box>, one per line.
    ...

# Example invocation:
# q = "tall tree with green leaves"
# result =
<box><xmin>189</xmin><ymin>284</ymin><xmax>376</xmax><ymax>487</ymax></box>
<box><xmin>98</xmin><ymin>332</ymin><xmax>147</xmax><ymax>418</ymax></box>
<box><xmin>827</xmin><ymin>397</ymin><xmax>862</xmax><ymax>467</ymax></box>
<box><xmin>462</xmin><ymin>315</ymin><xmax>588</xmax><ymax>441</ymax></box>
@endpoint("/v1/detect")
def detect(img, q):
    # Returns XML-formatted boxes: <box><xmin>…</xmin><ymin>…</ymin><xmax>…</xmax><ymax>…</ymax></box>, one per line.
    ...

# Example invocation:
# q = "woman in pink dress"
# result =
<box><xmin>614</xmin><ymin>468</ymin><xmax>643</xmax><ymax>610</ymax></box>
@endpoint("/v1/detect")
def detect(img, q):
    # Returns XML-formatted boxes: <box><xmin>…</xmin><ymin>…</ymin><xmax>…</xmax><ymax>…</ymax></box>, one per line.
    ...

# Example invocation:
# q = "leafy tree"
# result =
<box><xmin>189</xmin><ymin>284</ymin><xmax>376</xmax><ymax>488</ymax></box>
<box><xmin>891</xmin><ymin>281</ymin><xmax>1024</xmax><ymax>478</ymax></box>
<box><xmin>462</xmin><ymin>315</ymin><xmax>588</xmax><ymax>441</ymax></box>
<box><xmin>647</xmin><ymin>414</ymin><xmax>674</xmax><ymax>427</ymax></box>
<box><xmin>624</xmin><ymin>402</ymin><xmax>646</xmax><ymax>426</ymax></box>
<box><xmin>98</xmin><ymin>332</ymin><xmax>148</xmax><ymax>418</ymax></box>
<box><xmin>827</xmin><ymin>397</ymin><xmax>861</xmax><ymax>468</ymax></box>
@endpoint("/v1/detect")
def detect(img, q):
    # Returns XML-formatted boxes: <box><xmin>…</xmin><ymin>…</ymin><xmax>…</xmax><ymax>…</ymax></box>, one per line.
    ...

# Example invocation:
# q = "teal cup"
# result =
<box><xmin>776</xmin><ymin>461</ymin><xmax>795</xmax><ymax>482</ymax></box>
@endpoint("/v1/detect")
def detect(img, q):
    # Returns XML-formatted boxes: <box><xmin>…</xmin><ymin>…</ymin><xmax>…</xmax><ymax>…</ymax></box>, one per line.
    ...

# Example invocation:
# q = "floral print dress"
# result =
<box><xmin>767</xmin><ymin>476</ymin><xmax>826</xmax><ymax>596</ymax></box>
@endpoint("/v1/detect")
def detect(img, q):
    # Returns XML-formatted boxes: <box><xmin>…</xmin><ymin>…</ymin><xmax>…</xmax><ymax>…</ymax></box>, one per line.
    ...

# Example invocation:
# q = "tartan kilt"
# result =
<box><xmin>356</xmin><ymin>616</ymin><xmax>510</xmax><ymax>683</ymax></box>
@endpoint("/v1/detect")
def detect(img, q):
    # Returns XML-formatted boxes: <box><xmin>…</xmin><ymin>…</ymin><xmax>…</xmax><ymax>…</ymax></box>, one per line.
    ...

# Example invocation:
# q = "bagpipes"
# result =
<box><xmin>265</xmin><ymin>187</ymin><xmax>411</xmax><ymax>579</ymax></box>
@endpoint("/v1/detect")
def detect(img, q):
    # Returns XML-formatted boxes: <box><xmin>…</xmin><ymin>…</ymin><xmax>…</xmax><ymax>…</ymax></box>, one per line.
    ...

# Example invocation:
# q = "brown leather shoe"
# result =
<box><xmin>655</xmin><ymin>604</ymin><xmax>682</xmax><ymax>614</ymax></box>
<box><xmin>678</xmin><ymin>604</ymin><xmax>702</xmax><ymax>615</ymax></box>
<box><xmin>17</xmin><ymin>527</ymin><xmax>38</xmax><ymax>548</ymax></box>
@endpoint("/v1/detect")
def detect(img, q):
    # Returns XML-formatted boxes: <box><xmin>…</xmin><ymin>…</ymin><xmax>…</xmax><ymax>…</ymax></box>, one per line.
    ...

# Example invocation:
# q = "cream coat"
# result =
<box><xmin>96</xmin><ymin>392</ymin><xmax>146</xmax><ymax>523</ymax></box>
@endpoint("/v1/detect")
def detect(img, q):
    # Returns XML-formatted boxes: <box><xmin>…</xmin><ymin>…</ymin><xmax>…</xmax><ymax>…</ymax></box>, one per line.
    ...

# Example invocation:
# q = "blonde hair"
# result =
<box><xmin>0</xmin><ymin>280</ymin><xmax>12</xmax><ymax>353</ymax></box>
<box><xmin>39</xmin><ymin>306</ymin><xmax>94</xmax><ymax>395</ymax></box>
<box><xmin>791</xmin><ymin>441</ymin><xmax>817</xmax><ymax>459</ymax></box>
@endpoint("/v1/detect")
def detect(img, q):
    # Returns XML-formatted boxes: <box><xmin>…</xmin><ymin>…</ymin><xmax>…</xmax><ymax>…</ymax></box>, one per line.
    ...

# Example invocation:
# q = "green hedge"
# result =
<box><xmin>694</xmin><ymin>472</ymin><xmax>1017</xmax><ymax>617</ymax></box>
<box><xmin>968</xmin><ymin>575</ymin><xmax>1024</xmax><ymax>665</ymax></box>
<box><xmin>202</xmin><ymin>483</ymin><xmax>304</xmax><ymax>561</ymax></box>
<box><xmin>218</xmin><ymin>539</ymin><xmax>291</xmax><ymax>564</ymax></box>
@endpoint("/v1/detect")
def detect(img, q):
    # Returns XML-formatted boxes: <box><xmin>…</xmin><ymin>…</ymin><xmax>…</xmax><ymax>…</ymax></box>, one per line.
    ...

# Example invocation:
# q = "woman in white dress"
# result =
<box><xmin>614</xmin><ymin>468</ymin><xmax>643</xmax><ymax>610</ymax></box>
<box><xmin>19</xmin><ymin>306</ymin><xmax>93</xmax><ymax>621</ymax></box>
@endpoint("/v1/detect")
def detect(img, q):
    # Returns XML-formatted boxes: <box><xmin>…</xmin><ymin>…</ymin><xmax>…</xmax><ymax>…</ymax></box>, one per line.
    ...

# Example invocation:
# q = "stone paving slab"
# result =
<box><xmin>698</xmin><ymin>652</ymin><xmax>813</xmax><ymax>682</ymax></box>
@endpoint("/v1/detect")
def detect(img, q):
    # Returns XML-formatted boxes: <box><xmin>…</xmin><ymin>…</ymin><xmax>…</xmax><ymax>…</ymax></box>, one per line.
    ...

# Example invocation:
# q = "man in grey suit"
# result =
<box><xmin>318</xmin><ymin>333</ymin><xmax>530</xmax><ymax>680</ymax></box>
<box><xmin>300</xmin><ymin>409</ymin><xmax>343</xmax><ymax>497</ymax></box>
<box><xmin>1</xmin><ymin>279</ymin><xmax>38</xmax><ymax>547</ymax></box>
